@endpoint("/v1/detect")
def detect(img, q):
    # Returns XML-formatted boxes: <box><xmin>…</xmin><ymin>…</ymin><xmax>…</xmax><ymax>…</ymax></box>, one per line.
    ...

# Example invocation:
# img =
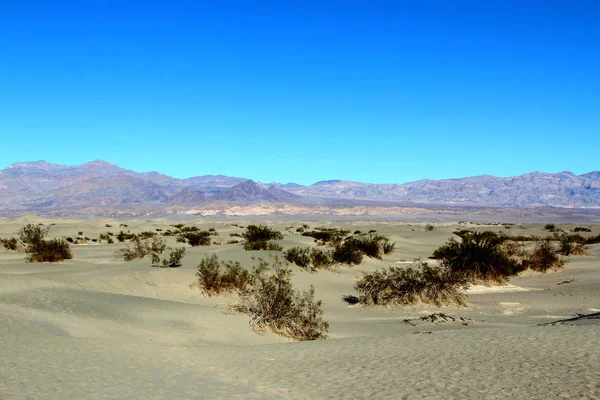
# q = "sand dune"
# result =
<box><xmin>1</xmin><ymin>220</ymin><xmax>599</xmax><ymax>399</ymax></box>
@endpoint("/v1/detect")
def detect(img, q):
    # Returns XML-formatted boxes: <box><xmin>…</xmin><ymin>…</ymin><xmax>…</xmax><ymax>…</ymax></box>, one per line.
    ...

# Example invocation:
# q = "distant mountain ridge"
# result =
<box><xmin>1</xmin><ymin>160</ymin><xmax>599</xmax><ymax>214</ymax></box>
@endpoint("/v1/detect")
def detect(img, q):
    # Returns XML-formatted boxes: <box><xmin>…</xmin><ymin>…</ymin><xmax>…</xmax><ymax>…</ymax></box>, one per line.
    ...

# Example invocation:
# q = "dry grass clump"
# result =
<box><xmin>284</xmin><ymin>246</ymin><xmax>335</xmax><ymax>271</ymax></box>
<box><xmin>231</xmin><ymin>258</ymin><xmax>329</xmax><ymax>341</ymax></box>
<box><xmin>115</xmin><ymin>237</ymin><xmax>185</xmax><ymax>267</ymax></box>
<box><xmin>242</xmin><ymin>224</ymin><xmax>283</xmax><ymax>251</ymax></box>
<box><xmin>194</xmin><ymin>254</ymin><xmax>253</xmax><ymax>296</ymax></box>
<box><xmin>17</xmin><ymin>224</ymin><xmax>72</xmax><ymax>263</ymax></box>
<box><xmin>354</xmin><ymin>259</ymin><xmax>467</xmax><ymax>307</ymax></box>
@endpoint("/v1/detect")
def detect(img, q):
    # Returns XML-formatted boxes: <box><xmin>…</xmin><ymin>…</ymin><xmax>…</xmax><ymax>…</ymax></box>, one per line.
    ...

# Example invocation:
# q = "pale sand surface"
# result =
<box><xmin>1</xmin><ymin>217</ymin><xmax>599</xmax><ymax>399</ymax></box>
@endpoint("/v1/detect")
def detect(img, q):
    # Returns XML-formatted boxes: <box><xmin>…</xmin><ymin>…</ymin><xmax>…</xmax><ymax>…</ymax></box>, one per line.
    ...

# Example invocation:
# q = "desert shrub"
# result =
<box><xmin>284</xmin><ymin>247</ymin><xmax>335</xmax><ymax>271</ymax></box>
<box><xmin>296</xmin><ymin>227</ymin><xmax>305</xmax><ymax>233</ymax></box>
<box><xmin>26</xmin><ymin>238</ymin><xmax>73</xmax><ymax>262</ymax></box>
<box><xmin>524</xmin><ymin>240</ymin><xmax>565</xmax><ymax>272</ymax></box>
<box><xmin>153</xmin><ymin>247</ymin><xmax>186</xmax><ymax>268</ymax></box>
<box><xmin>116</xmin><ymin>230</ymin><xmax>136</xmax><ymax>242</ymax></box>
<box><xmin>120</xmin><ymin>224</ymin><xmax>128</xmax><ymax>227</ymax></box>
<box><xmin>179</xmin><ymin>230</ymin><xmax>211</xmax><ymax>246</ymax></box>
<box><xmin>432</xmin><ymin>237</ymin><xmax>525</xmax><ymax>283</ymax></box>
<box><xmin>230</xmin><ymin>232</ymin><xmax>242</xmax><ymax>238</ymax></box>
<box><xmin>354</xmin><ymin>230</ymin><xmax>361</xmax><ymax>234</ymax></box>
<box><xmin>242</xmin><ymin>225</ymin><xmax>283</xmax><ymax>251</ymax></box>
<box><xmin>66</xmin><ymin>237</ymin><xmax>74</xmax><ymax>243</ymax></box>
<box><xmin>573</xmin><ymin>227</ymin><xmax>591</xmax><ymax>232</ymax></box>
<box><xmin>310</xmin><ymin>248</ymin><xmax>335</xmax><ymax>270</ymax></box>
<box><xmin>139</xmin><ymin>231</ymin><xmax>156</xmax><ymax>239</ymax></box>
<box><xmin>18</xmin><ymin>223</ymin><xmax>49</xmax><ymax>245</ymax></box>
<box><xmin>115</xmin><ymin>237</ymin><xmax>149</xmax><ymax>261</ymax></box>
<box><xmin>425</xmin><ymin>224</ymin><xmax>436</xmax><ymax>231</ymax></box>
<box><xmin>284</xmin><ymin>247</ymin><xmax>311</xmax><ymax>269</ymax></box>
<box><xmin>351</xmin><ymin>232</ymin><xmax>395</xmax><ymax>259</ymax></box>
<box><xmin>554</xmin><ymin>233</ymin><xmax>589</xmax><ymax>256</ymax></box>
<box><xmin>354</xmin><ymin>259</ymin><xmax>467</xmax><ymax>307</ymax></box>
<box><xmin>243</xmin><ymin>240</ymin><xmax>283</xmax><ymax>251</ymax></box>
<box><xmin>301</xmin><ymin>228</ymin><xmax>348</xmax><ymax>246</ymax></box>
<box><xmin>243</xmin><ymin>225</ymin><xmax>283</xmax><ymax>242</ymax></box>
<box><xmin>1</xmin><ymin>237</ymin><xmax>21</xmax><ymax>251</ymax></box>
<box><xmin>585</xmin><ymin>234</ymin><xmax>600</xmax><ymax>245</ymax></box>
<box><xmin>208</xmin><ymin>227</ymin><xmax>218</xmax><ymax>235</ymax></box>
<box><xmin>78</xmin><ymin>231</ymin><xmax>83</xmax><ymax>235</ymax></box>
<box><xmin>194</xmin><ymin>254</ymin><xmax>253</xmax><ymax>296</ymax></box>
<box><xmin>332</xmin><ymin>239</ymin><xmax>364</xmax><ymax>265</ymax></box>
<box><xmin>544</xmin><ymin>223</ymin><xmax>557</xmax><ymax>231</ymax></box>
<box><xmin>231</xmin><ymin>258</ymin><xmax>328</xmax><ymax>341</ymax></box>
<box><xmin>105</xmin><ymin>224</ymin><xmax>112</xmax><ymax>228</ymax></box>
<box><xmin>171</xmin><ymin>223</ymin><xmax>185</xmax><ymax>229</ymax></box>
<box><xmin>382</xmin><ymin>240</ymin><xmax>396</xmax><ymax>255</ymax></box>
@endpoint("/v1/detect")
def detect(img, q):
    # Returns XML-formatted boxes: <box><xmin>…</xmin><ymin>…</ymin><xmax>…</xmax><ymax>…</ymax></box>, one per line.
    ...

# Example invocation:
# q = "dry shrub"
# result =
<box><xmin>525</xmin><ymin>240</ymin><xmax>566</xmax><ymax>272</ymax></box>
<box><xmin>26</xmin><ymin>238</ymin><xmax>73</xmax><ymax>262</ymax></box>
<box><xmin>231</xmin><ymin>258</ymin><xmax>328</xmax><ymax>341</ymax></box>
<box><xmin>432</xmin><ymin>237</ymin><xmax>525</xmax><ymax>284</ymax></box>
<box><xmin>284</xmin><ymin>247</ymin><xmax>335</xmax><ymax>271</ymax></box>
<box><xmin>116</xmin><ymin>237</ymin><xmax>185</xmax><ymax>267</ymax></box>
<box><xmin>194</xmin><ymin>254</ymin><xmax>253</xmax><ymax>296</ymax></box>
<box><xmin>1</xmin><ymin>237</ymin><xmax>22</xmax><ymax>251</ymax></box>
<box><xmin>354</xmin><ymin>259</ymin><xmax>467</xmax><ymax>307</ymax></box>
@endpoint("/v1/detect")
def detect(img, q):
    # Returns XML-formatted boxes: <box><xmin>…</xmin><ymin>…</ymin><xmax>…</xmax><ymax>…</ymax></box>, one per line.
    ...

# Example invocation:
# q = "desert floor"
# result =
<box><xmin>1</xmin><ymin>217</ymin><xmax>599</xmax><ymax>399</ymax></box>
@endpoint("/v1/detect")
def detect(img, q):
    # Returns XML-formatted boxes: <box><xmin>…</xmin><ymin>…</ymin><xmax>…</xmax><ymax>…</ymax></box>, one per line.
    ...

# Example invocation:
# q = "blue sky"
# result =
<box><xmin>1</xmin><ymin>1</ymin><xmax>598</xmax><ymax>184</ymax></box>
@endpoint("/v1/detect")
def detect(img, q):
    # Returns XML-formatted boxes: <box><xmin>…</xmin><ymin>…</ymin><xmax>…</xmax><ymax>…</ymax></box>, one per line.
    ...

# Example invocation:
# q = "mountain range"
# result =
<box><xmin>1</xmin><ymin>160</ymin><xmax>599</xmax><ymax>217</ymax></box>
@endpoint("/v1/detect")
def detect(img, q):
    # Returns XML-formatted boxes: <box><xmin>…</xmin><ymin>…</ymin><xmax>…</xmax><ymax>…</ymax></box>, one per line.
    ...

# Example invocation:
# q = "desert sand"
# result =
<box><xmin>1</xmin><ymin>217</ymin><xmax>599</xmax><ymax>399</ymax></box>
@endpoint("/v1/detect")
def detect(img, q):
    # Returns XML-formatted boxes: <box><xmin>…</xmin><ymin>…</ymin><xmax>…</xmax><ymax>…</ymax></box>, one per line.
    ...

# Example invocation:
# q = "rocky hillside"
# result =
<box><xmin>1</xmin><ymin>161</ymin><xmax>599</xmax><ymax>214</ymax></box>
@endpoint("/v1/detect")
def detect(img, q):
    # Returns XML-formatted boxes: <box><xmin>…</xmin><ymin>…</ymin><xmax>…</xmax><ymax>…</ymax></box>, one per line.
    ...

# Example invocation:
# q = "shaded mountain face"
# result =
<box><xmin>1</xmin><ymin>161</ymin><xmax>599</xmax><ymax>213</ymax></box>
<box><xmin>215</xmin><ymin>180</ymin><xmax>302</xmax><ymax>202</ymax></box>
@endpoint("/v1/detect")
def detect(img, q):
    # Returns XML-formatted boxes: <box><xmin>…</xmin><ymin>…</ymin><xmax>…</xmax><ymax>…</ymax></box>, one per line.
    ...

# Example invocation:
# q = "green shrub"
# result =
<box><xmin>243</xmin><ymin>240</ymin><xmax>283</xmax><ymax>251</ymax></box>
<box><xmin>26</xmin><ymin>238</ymin><xmax>73</xmax><ymax>263</ymax></box>
<box><xmin>194</xmin><ymin>254</ymin><xmax>253</xmax><ymax>296</ymax></box>
<box><xmin>18</xmin><ymin>223</ymin><xmax>49</xmax><ymax>245</ymax></box>
<box><xmin>231</xmin><ymin>258</ymin><xmax>328</xmax><ymax>341</ymax></box>
<box><xmin>432</xmin><ymin>236</ymin><xmax>525</xmax><ymax>283</ymax></box>
<box><xmin>179</xmin><ymin>230</ymin><xmax>211</xmax><ymax>246</ymax></box>
<box><xmin>115</xmin><ymin>237</ymin><xmax>149</xmax><ymax>261</ymax></box>
<box><xmin>284</xmin><ymin>247</ymin><xmax>311</xmax><ymax>269</ymax></box>
<box><xmin>284</xmin><ymin>247</ymin><xmax>335</xmax><ymax>271</ymax></box>
<box><xmin>332</xmin><ymin>239</ymin><xmax>364</xmax><ymax>265</ymax></box>
<box><xmin>153</xmin><ymin>247</ymin><xmax>186</xmax><ymax>268</ymax></box>
<box><xmin>354</xmin><ymin>259</ymin><xmax>467</xmax><ymax>307</ymax></box>
<box><xmin>117</xmin><ymin>237</ymin><xmax>185</xmax><ymax>267</ymax></box>
<box><xmin>573</xmin><ymin>227</ymin><xmax>591</xmax><ymax>232</ymax></box>
<box><xmin>544</xmin><ymin>223</ymin><xmax>557</xmax><ymax>231</ymax></box>
<box><xmin>242</xmin><ymin>225</ymin><xmax>283</xmax><ymax>242</ymax></box>
<box><xmin>301</xmin><ymin>228</ymin><xmax>349</xmax><ymax>246</ymax></box>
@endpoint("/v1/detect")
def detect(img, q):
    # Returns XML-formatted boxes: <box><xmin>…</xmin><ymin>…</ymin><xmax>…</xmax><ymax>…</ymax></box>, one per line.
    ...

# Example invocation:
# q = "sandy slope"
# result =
<box><xmin>1</xmin><ymin>219</ymin><xmax>599</xmax><ymax>399</ymax></box>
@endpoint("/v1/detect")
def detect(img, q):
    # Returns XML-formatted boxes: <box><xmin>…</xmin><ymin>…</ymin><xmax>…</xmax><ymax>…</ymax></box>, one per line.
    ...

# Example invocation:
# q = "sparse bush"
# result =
<box><xmin>243</xmin><ymin>225</ymin><xmax>283</xmax><ymax>242</ymax></box>
<box><xmin>525</xmin><ymin>240</ymin><xmax>565</xmax><ymax>272</ymax></box>
<box><xmin>302</xmin><ymin>228</ymin><xmax>349</xmax><ymax>246</ymax></box>
<box><xmin>116</xmin><ymin>230</ymin><xmax>135</xmax><ymax>242</ymax></box>
<box><xmin>284</xmin><ymin>246</ymin><xmax>311</xmax><ymax>269</ymax></box>
<box><xmin>554</xmin><ymin>233</ymin><xmax>589</xmax><ymax>256</ymax></box>
<box><xmin>573</xmin><ymin>227</ymin><xmax>591</xmax><ymax>232</ymax></box>
<box><xmin>139</xmin><ymin>231</ymin><xmax>156</xmax><ymax>239</ymax></box>
<box><xmin>179</xmin><ymin>230</ymin><xmax>211</xmax><ymax>246</ymax></box>
<box><xmin>194</xmin><ymin>254</ymin><xmax>253</xmax><ymax>296</ymax></box>
<box><xmin>26</xmin><ymin>238</ymin><xmax>72</xmax><ymax>263</ymax></box>
<box><xmin>18</xmin><ymin>224</ymin><xmax>49</xmax><ymax>245</ymax></box>
<box><xmin>354</xmin><ymin>259</ymin><xmax>467</xmax><ymax>307</ymax></box>
<box><xmin>382</xmin><ymin>240</ymin><xmax>396</xmax><ymax>255</ymax></box>
<box><xmin>432</xmin><ymin>236</ymin><xmax>525</xmax><ymax>283</ymax></box>
<box><xmin>231</xmin><ymin>257</ymin><xmax>328</xmax><ymax>341</ymax></box>
<box><xmin>242</xmin><ymin>225</ymin><xmax>283</xmax><ymax>251</ymax></box>
<box><xmin>243</xmin><ymin>240</ymin><xmax>283</xmax><ymax>251</ymax></box>
<box><xmin>310</xmin><ymin>248</ymin><xmax>335</xmax><ymax>270</ymax></box>
<box><xmin>544</xmin><ymin>223</ymin><xmax>556</xmax><ymax>231</ymax></box>
<box><xmin>351</xmin><ymin>232</ymin><xmax>395</xmax><ymax>259</ymax></box>
<box><xmin>105</xmin><ymin>224</ymin><xmax>112</xmax><ymax>228</ymax></box>
<box><xmin>425</xmin><ymin>224</ymin><xmax>436</xmax><ymax>231</ymax></box>
<box><xmin>115</xmin><ymin>237</ymin><xmax>149</xmax><ymax>261</ymax></box>
<box><xmin>153</xmin><ymin>247</ymin><xmax>186</xmax><ymax>268</ymax></box>
<box><xmin>1</xmin><ymin>237</ymin><xmax>21</xmax><ymax>251</ymax></box>
<box><xmin>332</xmin><ymin>239</ymin><xmax>364</xmax><ymax>265</ymax></box>
<box><xmin>78</xmin><ymin>231</ymin><xmax>83</xmax><ymax>236</ymax></box>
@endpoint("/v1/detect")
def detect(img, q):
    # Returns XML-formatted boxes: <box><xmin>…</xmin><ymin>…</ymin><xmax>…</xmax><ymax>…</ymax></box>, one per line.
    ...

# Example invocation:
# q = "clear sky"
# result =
<box><xmin>1</xmin><ymin>1</ymin><xmax>598</xmax><ymax>185</ymax></box>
